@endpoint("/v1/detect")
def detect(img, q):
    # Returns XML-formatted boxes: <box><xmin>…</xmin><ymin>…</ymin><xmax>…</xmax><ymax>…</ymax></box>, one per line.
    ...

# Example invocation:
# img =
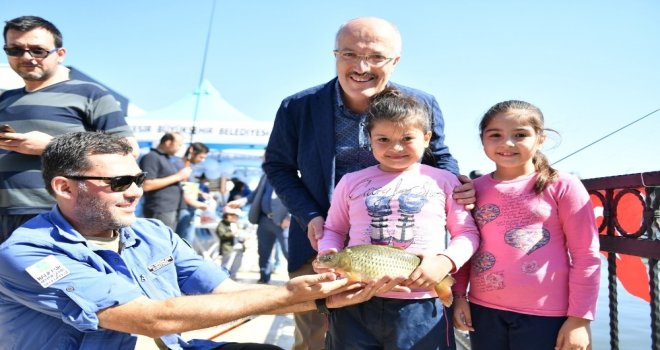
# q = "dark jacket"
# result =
<box><xmin>247</xmin><ymin>175</ymin><xmax>290</xmax><ymax>225</ymax></box>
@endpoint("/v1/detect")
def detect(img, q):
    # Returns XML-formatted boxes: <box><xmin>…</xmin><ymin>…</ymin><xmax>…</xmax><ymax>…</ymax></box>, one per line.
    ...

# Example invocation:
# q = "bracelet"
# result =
<box><xmin>454</xmin><ymin>293</ymin><xmax>468</xmax><ymax>301</ymax></box>
<box><xmin>315</xmin><ymin>298</ymin><xmax>330</xmax><ymax>315</ymax></box>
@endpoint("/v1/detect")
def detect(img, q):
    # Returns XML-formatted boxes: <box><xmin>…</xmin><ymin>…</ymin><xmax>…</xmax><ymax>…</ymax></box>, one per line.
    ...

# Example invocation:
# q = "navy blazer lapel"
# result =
<box><xmin>313</xmin><ymin>80</ymin><xmax>337</xmax><ymax>198</ymax></box>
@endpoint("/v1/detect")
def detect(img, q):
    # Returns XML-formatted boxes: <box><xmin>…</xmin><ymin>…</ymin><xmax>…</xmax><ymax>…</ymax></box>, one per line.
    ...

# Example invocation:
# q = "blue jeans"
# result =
<box><xmin>175</xmin><ymin>207</ymin><xmax>196</xmax><ymax>243</ymax></box>
<box><xmin>271</xmin><ymin>228</ymin><xmax>288</xmax><ymax>269</ymax></box>
<box><xmin>256</xmin><ymin>215</ymin><xmax>289</xmax><ymax>283</ymax></box>
<box><xmin>468</xmin><ymin>302</ymin><xmax>566</xmax><ymax>350</ymax></box>
<box><xmin>326</xmin><ymin>297</ymin><xmax>455</xmax><ymax>350</ymax></box>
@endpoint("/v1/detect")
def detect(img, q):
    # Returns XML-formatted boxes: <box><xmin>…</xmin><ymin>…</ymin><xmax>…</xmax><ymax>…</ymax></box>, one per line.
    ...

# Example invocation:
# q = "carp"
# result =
<box><xmin>315</xmin><ymin>244</ymin><xmax>456</xmax><ymax>307</ymax></box>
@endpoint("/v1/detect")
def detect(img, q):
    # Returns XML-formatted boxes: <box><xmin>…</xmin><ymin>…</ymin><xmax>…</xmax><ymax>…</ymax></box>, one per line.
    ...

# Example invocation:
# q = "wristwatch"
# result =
<box><xmin>315</xmin><ymin>298</ymin><xmax>330</xmax><ymax>315</ymax></box>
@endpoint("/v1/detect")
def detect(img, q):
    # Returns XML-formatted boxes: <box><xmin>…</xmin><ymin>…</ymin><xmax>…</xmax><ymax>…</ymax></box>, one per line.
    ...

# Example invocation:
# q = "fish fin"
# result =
<box><xmin>344</xmin><ymin>272</ymin><xmax>363</xmax><ymax>283</ymax></box>
<box><xmin>434</xmin><ymin>275</ymin><xmax>456</xmax><ymax>307</ymax></box>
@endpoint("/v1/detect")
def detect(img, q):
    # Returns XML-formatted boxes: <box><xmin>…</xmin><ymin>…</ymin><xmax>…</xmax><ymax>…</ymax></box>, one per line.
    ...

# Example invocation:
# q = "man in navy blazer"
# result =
<box><xmin>263</xmin><ymin>17</ymin><xmax>475</xmax><ymax>349</ymax></box>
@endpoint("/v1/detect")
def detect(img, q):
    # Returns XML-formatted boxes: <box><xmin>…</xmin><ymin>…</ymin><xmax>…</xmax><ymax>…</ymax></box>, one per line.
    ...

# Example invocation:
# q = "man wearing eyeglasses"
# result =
<box><xmin>0</xmin><ymin>15</ymin><xmax>138</xmax><ymax>244</ymax></box>
<box><xmin>0</xmin><ymin>132</ymin><xmax>405</xmax><ymax>350</ymax></box>
<box><xmin>263</xmin><ymin>17</ymin><xmax>475</xmax><ymax>349</ymax></box>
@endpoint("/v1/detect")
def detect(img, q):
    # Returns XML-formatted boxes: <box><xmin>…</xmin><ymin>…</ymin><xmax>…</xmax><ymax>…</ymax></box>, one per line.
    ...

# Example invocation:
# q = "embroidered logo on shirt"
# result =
<box><xmin>25</xmin><ymin>255</ymin><xmax>70</xmax><ymax>288</ymax></box>
<box><xmin>148</xmin><ymin>255</ymin><xmax>174</xmax><ymax>273</ymax></box>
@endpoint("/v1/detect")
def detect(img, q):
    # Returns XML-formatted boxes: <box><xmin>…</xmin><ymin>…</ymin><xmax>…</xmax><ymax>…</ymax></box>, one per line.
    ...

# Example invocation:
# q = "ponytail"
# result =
<box><xmin>532</xmin><ymin>151</ymin><xmax>558</xmax><ymax>194</ymax></box>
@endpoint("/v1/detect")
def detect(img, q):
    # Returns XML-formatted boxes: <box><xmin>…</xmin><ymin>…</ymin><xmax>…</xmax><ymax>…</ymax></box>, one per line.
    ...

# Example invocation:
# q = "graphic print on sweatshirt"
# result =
<box><xmin>471</xmin><ymin>188</ymin><xmax>552</xmax><ymax>291</ymax></box>
<box><xmin>357</xmin><ymin>177</ymin><xmax>442</xmax><ymax>249</ymax></box>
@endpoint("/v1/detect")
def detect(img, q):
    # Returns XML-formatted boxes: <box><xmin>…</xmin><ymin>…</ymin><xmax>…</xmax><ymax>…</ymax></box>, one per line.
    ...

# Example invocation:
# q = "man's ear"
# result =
<box><xmin>392</xmin><ymin>56</ymin><xmax>401</xmax><ymax>67</ymax></box>
<box><xmin>56</xmin><ymin>47</ymin><xmax>66</xmax><ymax>63</ymax></box>
<box><xmin>51</xmin><ymin>176</ymin><xmax>75</xmax><ymax>200</ymax></box>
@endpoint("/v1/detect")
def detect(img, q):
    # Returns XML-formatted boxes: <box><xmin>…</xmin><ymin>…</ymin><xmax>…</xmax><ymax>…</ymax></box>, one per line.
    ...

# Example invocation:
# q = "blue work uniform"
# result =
<box><xmin>0</xmin><ymin>206</ymin><xmax>228</xmax><ymax>350</ymax></box>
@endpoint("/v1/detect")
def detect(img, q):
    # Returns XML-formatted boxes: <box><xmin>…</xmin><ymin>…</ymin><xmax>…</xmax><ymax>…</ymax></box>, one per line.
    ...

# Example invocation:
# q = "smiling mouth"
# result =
<box><xmin>349</xmin><ymin>73</ymin><xmax>374</xmax><ymax>82</ymax></box>
<box><xmin>387</xmin><ymin>155</ymin><xmax>408</xmax><ymax>160</ymax></box>
<box><xmin>117</xmin><ymin>200</ymin><xmax>137</xmax><ymax>209</ymax></box>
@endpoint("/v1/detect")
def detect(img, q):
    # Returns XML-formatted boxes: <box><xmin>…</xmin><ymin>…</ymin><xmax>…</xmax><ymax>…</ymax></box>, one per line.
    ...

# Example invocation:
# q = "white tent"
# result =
<box><xmin>128</xmin><ymin>80</ymin><xmax>272</xmax><ymax>152</ymax></box>
<box><xmin>128</xmin><ymin>80</ymin><xmax>271</xmax><ymax>182</ymax></box>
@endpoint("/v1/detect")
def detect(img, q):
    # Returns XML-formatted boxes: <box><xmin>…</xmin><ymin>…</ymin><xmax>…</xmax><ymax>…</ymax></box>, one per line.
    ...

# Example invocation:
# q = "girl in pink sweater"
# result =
<box><xmin>452</xmin><ymin>100</ymin><xmax>601</xmax><ymax>350</ymax></box>
<box><xmin>317</xmin><ymin>89</ymin><xmax>480</xmax><ymax>349</ymax></box>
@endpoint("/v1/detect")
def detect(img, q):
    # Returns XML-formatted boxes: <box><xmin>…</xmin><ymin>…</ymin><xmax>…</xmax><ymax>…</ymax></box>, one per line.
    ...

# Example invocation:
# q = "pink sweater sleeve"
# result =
<box><xmin>318</xmin><ymin>176</ymin><xmax>350</xmax><ymax>252</ymax></box>
<box><xmin>442</xmin><ymin>178</ymin><xmax>481</xmax><ymax>272</ymax></box>
<box><xmin>555</xmin><ymin>174</ymin><xmax>601</xmax><ymax>320</ymax></box>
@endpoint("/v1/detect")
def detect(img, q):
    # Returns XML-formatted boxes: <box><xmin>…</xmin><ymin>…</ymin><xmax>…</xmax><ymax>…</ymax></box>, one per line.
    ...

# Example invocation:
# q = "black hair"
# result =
<box><xmin>184</xmin><ymin>142</ymin><xmax>209</xmax><ymax>158</ymax></box>
<box><xmin>159</xmin><ymin>132</ymin><xmax>179</xmax><ymax>144</ymax></box>
<box><xmin>42</xmin><ymin>132</ymin><xmax>133</xmax><ymax>196</ymax></box>
<box><xmin>4</xmin><ymin>15</ymin><xmax>63</xmax><ymax>47</ymax></box>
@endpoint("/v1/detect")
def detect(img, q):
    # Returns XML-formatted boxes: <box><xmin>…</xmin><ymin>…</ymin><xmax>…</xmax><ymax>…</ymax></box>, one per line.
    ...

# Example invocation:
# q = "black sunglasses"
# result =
<box><xmin>65</xmin><ymin>172</ymin><xmax>147</xmax><ymax>192</ymax></box>
<box><xmin>3</xmin><ymin>46</ymin><xmax>58</xmax><ymax>58</ymax></box>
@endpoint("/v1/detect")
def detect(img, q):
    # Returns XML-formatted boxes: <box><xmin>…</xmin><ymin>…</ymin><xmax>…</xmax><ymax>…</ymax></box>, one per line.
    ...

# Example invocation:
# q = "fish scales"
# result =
<box><xmin>348</xmin><ymin>246</ymin><xmax>420</xmax><ymax>279</ymax></box>
<box><xmin>315</xmin><ymin>244</ymin><xmax>456</xmax><ymax>306</ymax></box>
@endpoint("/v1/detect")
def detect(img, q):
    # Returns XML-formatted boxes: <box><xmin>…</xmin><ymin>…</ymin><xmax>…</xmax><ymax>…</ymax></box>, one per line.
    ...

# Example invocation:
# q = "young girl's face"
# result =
<box><xmin>369</xmin><ymin>117</ymin><xmax>431</xmax><ymax>172</ymax></box>
<box><xmin>481</xmin><ymin>112</ymin><xmax>545</xmax><ymax>178</ymax></box>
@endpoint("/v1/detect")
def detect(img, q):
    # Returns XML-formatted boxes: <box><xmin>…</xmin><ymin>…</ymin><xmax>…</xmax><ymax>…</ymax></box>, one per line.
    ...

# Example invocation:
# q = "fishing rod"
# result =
<box><xmin>552</xmin><ymin>108</ymin><xmax>660</xmax><ymax>165</ymax></box>
<box><xmin>190</xmin><ymin>0</ymin><xmax>218</xmax><ymax>147</ymax></box>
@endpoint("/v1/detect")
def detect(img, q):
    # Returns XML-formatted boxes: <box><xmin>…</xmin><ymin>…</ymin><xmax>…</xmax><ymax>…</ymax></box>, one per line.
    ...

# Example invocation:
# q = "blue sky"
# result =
<box><xmin>2</xmin><ymin>0</ymin><xmax>658</xmax><ymax>179</ymax></box>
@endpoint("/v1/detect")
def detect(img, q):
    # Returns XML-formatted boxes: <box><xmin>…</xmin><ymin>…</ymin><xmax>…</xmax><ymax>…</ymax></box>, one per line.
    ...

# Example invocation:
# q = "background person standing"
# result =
<box><xmin>0</xmin><ymin>15</ymin><xmax>137</xmax><ymax>243</ymax></box>
<box><xmin>139</xmin><ymin>131</ymin><xmax>191</xmax><ymax>230</ymax></box>
<box><xmin>174</xmin><ymin>142</ymin><xmax>210</xmax><ymax>242</ymax></box>
<box><xmin>228</xmin><ymin>173</ymin><xmax>290</xmax><ymax>284</ymax></box>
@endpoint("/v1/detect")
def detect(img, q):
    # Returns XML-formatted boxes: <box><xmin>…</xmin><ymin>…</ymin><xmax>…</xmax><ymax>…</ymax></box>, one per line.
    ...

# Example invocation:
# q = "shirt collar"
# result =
<box><xmin>119</xmin><ymin>227</ymin><xmax>139</xmax><ymax>249</ymax></box>
<box><xmin>334</xmin><ymin>79</ymin><xmax>346</xmax><ymax>110</ymax></box>
<box><xmin>334</xmin><ymin>80</ymin><xmax>364</xmax><ymax>119</ymax></box>
<box><xmin>151</xmin><ymin>147</ymin><xmax>170</xmax><ymax>158</ymax></box>
<box><xmin>333</xmin><ymin>79</ymin><xmax>394</xmax><ymax>117</ymax></box>
<box><xmin>47</xmin><ymin>206</ymin><xmax>87</xmax><ymax>244</ymax></box>
<box><xmin>47</xmin><ymin>205</ymin><xmax>140</xmax><ymax>249</ymax></box>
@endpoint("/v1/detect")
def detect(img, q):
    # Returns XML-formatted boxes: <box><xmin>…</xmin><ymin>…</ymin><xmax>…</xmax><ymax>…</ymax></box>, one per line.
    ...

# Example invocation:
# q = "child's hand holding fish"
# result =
<box><xmin>403</xmin><ymin>252</ymin><xmax>454</xmax><ymax>292</ymax></box>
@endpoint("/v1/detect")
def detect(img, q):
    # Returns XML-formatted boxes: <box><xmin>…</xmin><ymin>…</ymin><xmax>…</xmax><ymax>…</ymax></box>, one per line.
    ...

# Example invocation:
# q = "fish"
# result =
<box><xmin>315</xmin><ymin>244</ymin><xmax>456</xmax><ymax>307</ymax></box>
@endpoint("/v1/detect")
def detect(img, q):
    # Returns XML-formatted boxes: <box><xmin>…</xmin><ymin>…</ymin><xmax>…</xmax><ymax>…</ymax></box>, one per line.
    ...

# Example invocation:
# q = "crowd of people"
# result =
<box><xmin>0</xmin><ymin>14</ymin><xmax>601</xmax><ymax>350</ymax></box>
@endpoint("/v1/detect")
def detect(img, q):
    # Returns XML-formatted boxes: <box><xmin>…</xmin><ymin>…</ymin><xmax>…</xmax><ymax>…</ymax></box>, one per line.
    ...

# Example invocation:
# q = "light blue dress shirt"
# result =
<box><xmin>0</xmin><ymin>206</ymin><xmax>228</xmax><ymax>349</ymax></box>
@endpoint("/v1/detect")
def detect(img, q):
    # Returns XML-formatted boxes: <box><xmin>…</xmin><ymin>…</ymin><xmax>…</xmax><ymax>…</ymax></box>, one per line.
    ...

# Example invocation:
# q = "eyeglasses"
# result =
<box><xmin>65</xmin><ymin>172</ymin><xmax>147</xmax><ymax>192</ymax></box>
<box><xmin>333</xmin><ymin>50</ymin><xmax>395</xmax><ymax>67</ymax></box>
<box><xmin>3</xmin><ymin>46</ymin><xmax>59</xmax><ymax>58</ymax></box>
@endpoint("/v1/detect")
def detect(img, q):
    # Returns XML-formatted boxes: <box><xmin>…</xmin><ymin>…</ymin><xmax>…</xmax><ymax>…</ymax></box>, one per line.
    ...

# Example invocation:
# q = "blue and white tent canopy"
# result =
<box><xmin>129</xmin><ymin>79</ymin><xmax>272</xmax><ymax>152</ymax></box>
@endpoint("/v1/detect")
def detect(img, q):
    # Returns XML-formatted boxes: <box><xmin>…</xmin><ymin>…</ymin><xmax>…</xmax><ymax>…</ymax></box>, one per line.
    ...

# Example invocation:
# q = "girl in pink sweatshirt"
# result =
<box><xmin>452</xmin><ymin>100</ymin><xmax>601</xmax><ymax>350</ymax></box>
<box><xmin>317</xmin><ymin>89</ymin><xmax>480</xmax><ymax>349</ymax></box>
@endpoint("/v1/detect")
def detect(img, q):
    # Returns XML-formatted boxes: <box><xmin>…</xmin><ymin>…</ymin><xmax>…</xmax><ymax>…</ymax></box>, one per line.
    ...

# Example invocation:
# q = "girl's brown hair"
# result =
<box><xmin>479</xmin><ymin>100</ymin><xmax>558</xmax><ymax>194</ymax></box>
<box><xmin>365</xmin><ymin>88</ymin><xmax>431</xmax><ymax>134</ymax></box>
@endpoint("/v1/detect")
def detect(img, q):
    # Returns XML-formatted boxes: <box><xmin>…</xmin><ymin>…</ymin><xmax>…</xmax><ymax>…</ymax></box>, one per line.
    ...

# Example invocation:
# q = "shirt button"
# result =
<box><xmin>66</xmin><ymin>286</ymin><xmax>75</xmax><ymax>292</ymax></box>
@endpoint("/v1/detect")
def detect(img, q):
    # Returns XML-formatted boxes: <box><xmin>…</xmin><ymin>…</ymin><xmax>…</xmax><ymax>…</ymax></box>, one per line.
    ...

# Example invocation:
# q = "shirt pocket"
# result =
<box><xmin>139</xmin><ymin>257</ymin><xmax>179</xmax><ymax>299</ymax></box>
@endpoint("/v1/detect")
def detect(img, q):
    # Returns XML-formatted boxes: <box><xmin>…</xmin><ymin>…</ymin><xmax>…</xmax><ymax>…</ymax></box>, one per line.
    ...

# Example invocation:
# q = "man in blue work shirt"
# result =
<box><xmin>0</xmin><ymin>132</ymin><xmax>403</xmax><ymax>350</ymax></box>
